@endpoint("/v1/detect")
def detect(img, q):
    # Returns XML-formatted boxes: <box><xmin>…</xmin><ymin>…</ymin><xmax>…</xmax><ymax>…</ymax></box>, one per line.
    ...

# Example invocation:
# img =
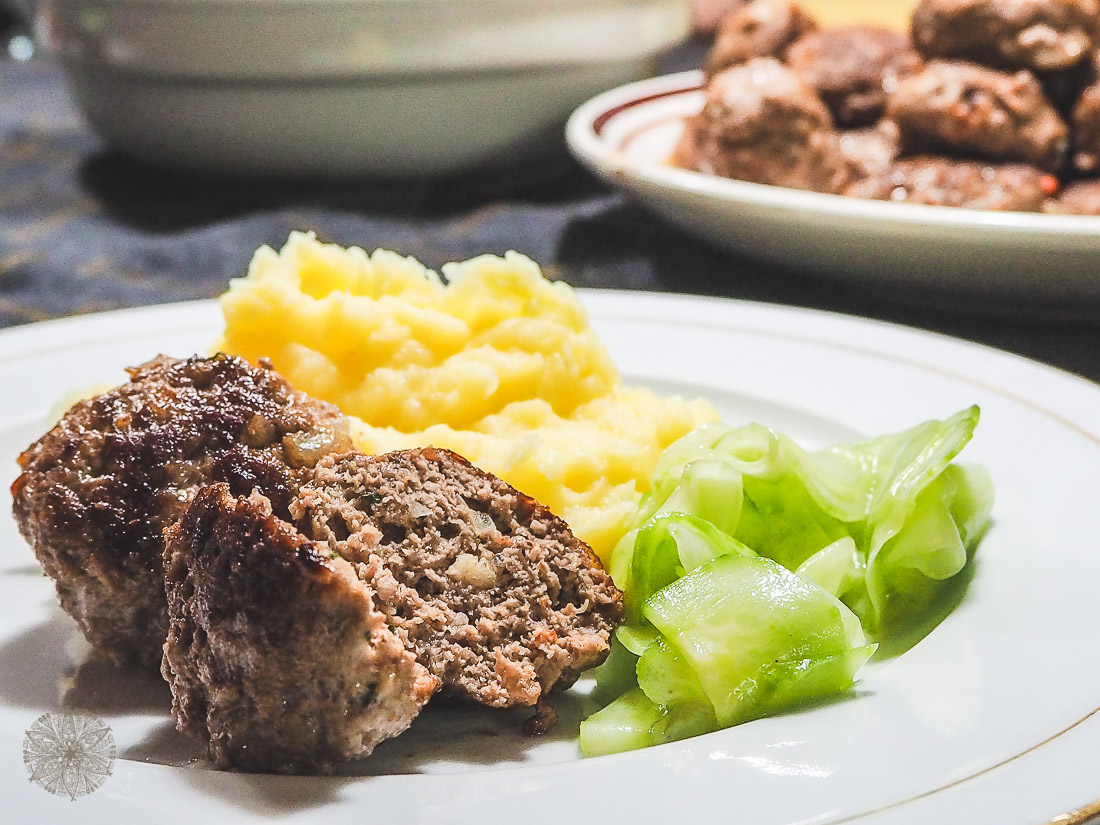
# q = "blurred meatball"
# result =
<box><xmin>704</xmin><ymin>0</ymin><xmax>817</xmax><ymax>78</ymax></box>
<box><xmin>785</xmin><ymin>26</ymin><xmax>924</xmax><ymax>126</ymax></box>
<box><xmin>910</xmin><ymin>0</ymin><xmax>1100</xmax><ymax>72</ymax></box>
<box><xmin>1044</xmin><ymin>176</ymin><xmax>1100</xmax><ymax>211</ymax></box>
<box><xmin>845</xmin><ymin>155</ymin><xmax>1058</xmax><ymax>209</ymax></box>
<box><xmin>887</xmin><ymin>59</ymin><xmax>1069</xmax><ymax>170</ymax></box>
<box><xmin>674</xmin><ymin>58</ymin><xmax>853</xmax><ymax>193</ymax></box>
<box><xmin>839</xmin><ymin>120</ymin><xmax>903</xmax><ymax>180</ymax></box>
<box><xmin>1071</xmin><ymin>51</ymin><xmax>1100</xmax><ymax>171</ymax></box>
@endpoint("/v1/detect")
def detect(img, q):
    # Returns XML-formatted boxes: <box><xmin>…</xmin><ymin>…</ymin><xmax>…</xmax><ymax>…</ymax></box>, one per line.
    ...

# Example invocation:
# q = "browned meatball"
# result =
<box><xmin>839</xmin><ymin>119</ymin><xmax>903</xmax><ymax>180</ymax></box>
<box><xmin>291</xmin><ymin>448</ymin><xmax>623</xmax><ymax>709</ymax></box>
<box><xmin>887</xmin><ymin>59</ymin><xmax>1070</xmax><ymax>170</ymax></box>
<box><xmin>910</xmin><ymin>0</ymin><xmax>1100</xmax><ymax>72</ymax></box>
<box><xmin>162</xmin><ymin>485</ymin><xmax>438</xmax><ymax>774</ymax></box>
<box><xmin>844</xmin><ymin>155</ymin><xmax>1058</xmax><ymax>209</ymax></box>
<box><xmin>1044</xmin><ymin>176</ymin><xmax>1100</xmax><ymax>211</ymax></box>
<box><xmin>674</xmin><ymin>58</ymin><xmax>853</xmax><ymax>193</ymax></box>
<box><xmin>11</xmin><ymin>354</ymin><xmax>351</xmax><ymax>669</ymax></box>
<box><xmin>704</xmin><ymin>0</ymin><xmax>817</xmax><ymax>78</ymax></box>
<box><xmin>785</xmin><ymin>26</ymin><xmax>924</xmax><ymax>127</ymax></box>
<box><xmin>1071</xmin><ymin>51</ymin><xmax>1100</xmax><ymax>171</ymax></box>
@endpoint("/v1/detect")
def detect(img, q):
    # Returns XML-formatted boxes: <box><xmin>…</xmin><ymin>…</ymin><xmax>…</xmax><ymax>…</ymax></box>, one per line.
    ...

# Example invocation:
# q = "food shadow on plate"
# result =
<box><xmin>341</xmin><ymin>688</ymin><xmax>593</xmax><ymax>776</ymax></box>
<box><xmin>872</xmin><ymin>552</ymin><xmax>982</xmax><ymax>662</ymax></box>
<box><xmin>0</xmin><ymin>610</ymin><xmax>173</xmax><ymax>712</ymax></box>
<box><xmin>172</xmin><ymin>760</ymin><xmax>354</xmax><ymax>815</ymax></box>
<box><xmin>0</xmin><ymin>612</ymin><xmax>90</xmax><ymax>708</ymax></box>
<box><xmin>124</xmin><ymin>691</ymin><xmax>594</xmax><ymax>818</ymax></box>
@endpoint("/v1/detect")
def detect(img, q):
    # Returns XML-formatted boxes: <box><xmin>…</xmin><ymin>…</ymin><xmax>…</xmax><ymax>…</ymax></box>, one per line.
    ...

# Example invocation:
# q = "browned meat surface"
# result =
<box><xmin>11</xmin><ymin>354</ymin><xmax>350</xmax><ymax>668</ymax></box>
<box><xmin>887</xmin><ymin>59</ymin><xmax>1069</xmax><ymax>170</ymax></box>
<box><xmin>291</xmin><ymin>448</ymin><xmax>623</xmax><ymax>709</ymax></box>
<box><xmin>1071</xmin><ymin>52</ymin><xmax>1100</xmax><ymax>171</ymax></box>
<box><xmin>839</xmin><ymin>120</ymin><xmax>903</xmax><ymax>180</ymax></box>
<box><xmin>674</xmin><ymin>58</ymin><xmax>853</xmax><ymax>193</ymax></box>
<box><xmin>910</xmin><ymin>0</ymin><xmax>1100</xmax><ymax>71</ymax></box>
<box><xmin>162</xmin><ymin>484</ymin><xmax>437</xmax><ymax>774</ymax></box>
<box><xmin>844</xmin><ymin>155</ymin><xmax>1057</xmax><ymax>209</ymax></box>
<box><xmin>1044</xmin><ymin>176</ymin><xmax>1100</xmax><ymax>211</ymax></box>
<box><xmin>785</xmin><ymin>26</ymin><xmax>924</xmax><ymax>126</ymax></box>
<box><xmin>704</xmin><ymin>0</ymin><xmax>817</xmax><ymax>78</ymax></box>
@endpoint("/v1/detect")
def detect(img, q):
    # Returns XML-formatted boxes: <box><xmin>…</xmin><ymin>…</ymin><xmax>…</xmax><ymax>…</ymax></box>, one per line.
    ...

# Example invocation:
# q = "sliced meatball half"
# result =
<box><xmin>162</xmin><ymin>484</ymin><xmax>438</xmax><ymax>774</ymax></box>
<box><xmin>291</xmin><ymin>447</ymin><xmax>623</xmax><ymax>709</ymax></box>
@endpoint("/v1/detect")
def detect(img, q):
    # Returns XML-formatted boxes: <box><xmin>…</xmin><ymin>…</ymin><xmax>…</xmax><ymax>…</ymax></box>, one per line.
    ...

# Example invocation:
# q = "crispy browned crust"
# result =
<box><xmin>292</xmin><ymin>447</ymin><xmax>623</xmax><ymax>709</ymax></box>
<box><xmin>11</xmin><ymin>353</ymin><xmax>350</xmax><ymax>668</ymax></box>
<box><xmin>162</xmin><ymin>484</ymin><xmax>437</xmax><ymax>774</ymax></box>
<box><xmin>911</xmin><ymin>0</ymin><xmax>1099</xmax><ymax>72</ymax></box>
<box><xmin>887</xmin><ymin>59</ymin><xmax>1070</xmax><ymax>171</ymax></box>
<box><xmin>704</xmin><ymin>0</ymin><xmax>818</xmax><ymax>78</ymax></box>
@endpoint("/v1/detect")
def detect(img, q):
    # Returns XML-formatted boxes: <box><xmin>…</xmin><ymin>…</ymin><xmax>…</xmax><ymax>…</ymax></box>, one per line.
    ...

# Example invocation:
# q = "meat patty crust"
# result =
<box><xmin>784</xmin><ymin>25</ymin><xmax>923</xmax><ymax>127</ymax></box>
<box><xmin>11</xmin><ymin>353</ymin><xmax>351</xmax><ymax>668</ymax></box>
<box><xmin>162</xmin><ymin>484</ymin><xmax>437</xmax><ymax>774</ymax></box>
<box><xmin>910</xmin><ymin>0</ymin><xmax>1100</xmax><ymax>72</ymax></box>
<box><xmin>887</xmin><ymin>59</ymin><xmax>1069</xmax><ymax>170</ymax></box>
<box><xmin>674</xmin><ymin>57</ymin><xmax>853</xmax><ymax>193</ymax></box>
<box><xmin>704</xmin><ymin>0</ymin><xmax>817</xmax><ymax>79</ymax></box>
<box><xmin>1044</xmin><ymin>176</ymin><xmax>1100</xmax><ymax>212</ymax></box>
<box><xmin>838</xmin><ymin>120</ymin><xmax>903</xmax><ymax>180</ymax></box>
<box><xmin>844</xmin><ymin>155</ymin><xmax>1057</xmax><ymax>209</ymax></box>
<box><xmin>291</xmin><ymin>447</ymin><xmax>623</xmax><ymax>708</ymax></box>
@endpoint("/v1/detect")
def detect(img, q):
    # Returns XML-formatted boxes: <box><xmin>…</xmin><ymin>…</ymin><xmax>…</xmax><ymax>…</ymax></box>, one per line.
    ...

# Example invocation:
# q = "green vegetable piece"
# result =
<box><xmin>581</xmin><ymin>407</ymin><xmax>991</xmax><ymax>757</ymax></box>
<box><xmin>795</xmin><ymin>536</ymin><xmax>864</xmax><ymax>599</ymax></box>
<box><xmin>636</xmin><ymin>636</ymin><xmax>719</xmax><ymax>745</ymax></box>
<box><xmin>644</xmin><ymin>553</ymin><xmax>872</xmax><ymax>727</ymax></box>
<box><xmin>578</xmin><ymin>688</ymin><xmax>665</xmax><ymax>757</ymax></box>
<box><xmin>627</xmin><ymin>512</ymin><xmax>754</xmax><ymax>618</ymax></box>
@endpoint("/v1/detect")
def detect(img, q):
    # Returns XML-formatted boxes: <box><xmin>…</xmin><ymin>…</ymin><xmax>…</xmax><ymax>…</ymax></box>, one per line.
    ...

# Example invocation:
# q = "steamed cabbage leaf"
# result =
<box><xmin>579</xmin><ymin>407</ymin><xmax>991</xmax><ymax>756</ymax></box>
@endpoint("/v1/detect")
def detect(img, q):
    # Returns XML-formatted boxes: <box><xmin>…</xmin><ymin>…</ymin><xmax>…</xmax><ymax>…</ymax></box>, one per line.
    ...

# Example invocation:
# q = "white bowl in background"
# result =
<box><xmin>35</xmin><ymin>0</ymin><xmax>693</xmax><ymax>177</ymax></box>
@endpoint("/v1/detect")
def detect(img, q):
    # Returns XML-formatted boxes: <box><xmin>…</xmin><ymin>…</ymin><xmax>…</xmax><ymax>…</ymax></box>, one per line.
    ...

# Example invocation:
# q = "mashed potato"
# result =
<box><xmin>218</xmin><ymin>232</ymin><xmax>717</xmax><ymax>559</ymax></box>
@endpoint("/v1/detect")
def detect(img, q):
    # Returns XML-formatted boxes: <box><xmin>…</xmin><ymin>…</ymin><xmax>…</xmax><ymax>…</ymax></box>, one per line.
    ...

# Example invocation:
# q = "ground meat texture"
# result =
<box><xmin>291</xmin><ymin>448</ymin><xmax>623</xmax><ymax>709</ymax></box>
<box><xmin>910</xmin><ymin>0</ymin><xmax>1100</xmax><ymax>72</ymax></box>
<box><xmin>1044</xmin><ymin>176</ymin><xmax>1100</xmax><ymax>211</ymax></box>
<box><xmin>162</xmin><ymin>485</ymin><xmax>437</xmax><ymax>774</ymax></box>
<box><xmin>887</xmin><ymin>60</ymin><xmax>1069</xmax><ymax>171</ymax></box>
<box><xmin>844</xmin><ymin>155</ymin><xmax>1057</xmax><ymax>209</ymax></box>
<box><xmin>11</xmin><ymin>353</ymin><xmax>351</xmax><ymax>669</ymax></box>
<box><xmin>839</xmin><ymin>120</ymin><xmax>903</xmax><ymax>180</ymax></box>
<box><xmin>784</xmin><ymin>26</ymin><xmax>924</xmax><ymax>127</ymax></box>
<box><xmin>703</xmin><ymin>0</ymin><xmax>817</xmax><ymax>79</ymax></box>
<box><xmin>674</xmin><ymin>58</ymin><xmax>853</xmax><ymax>193</ymax></box>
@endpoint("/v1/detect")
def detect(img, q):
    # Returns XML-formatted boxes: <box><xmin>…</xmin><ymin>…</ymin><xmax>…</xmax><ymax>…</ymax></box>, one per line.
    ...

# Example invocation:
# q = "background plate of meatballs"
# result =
<box><xmin>566</xmin><ymin>0</ymin><xmax>1100</xmax><ymax>310</ymax></box>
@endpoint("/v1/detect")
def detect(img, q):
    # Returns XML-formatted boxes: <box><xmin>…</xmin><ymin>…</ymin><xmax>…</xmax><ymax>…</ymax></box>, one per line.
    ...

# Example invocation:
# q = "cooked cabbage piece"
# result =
<box><xmin>580</xmin><ymin>407</ymin><xmax>992</xmax><ymax>756</ymax></box>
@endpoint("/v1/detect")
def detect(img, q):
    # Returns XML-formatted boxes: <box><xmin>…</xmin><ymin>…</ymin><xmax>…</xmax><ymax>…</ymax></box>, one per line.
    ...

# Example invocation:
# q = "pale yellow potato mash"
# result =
<box><xmin>218</xmin><ymin>232</ymin><xmax>717</xmax><ymax>560</ymax></box>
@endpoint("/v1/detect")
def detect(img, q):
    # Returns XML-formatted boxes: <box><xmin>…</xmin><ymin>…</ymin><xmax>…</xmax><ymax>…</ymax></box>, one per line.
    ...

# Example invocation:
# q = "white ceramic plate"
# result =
<box><xmin>565</xmin><ymin>71</ymin><xmax>1100</xmax><ymax>310</ymax></box>
<box><xmin>2</xmin><ymin>294</ymin><xmax>1100</xmax><ymax>824</ymax></box>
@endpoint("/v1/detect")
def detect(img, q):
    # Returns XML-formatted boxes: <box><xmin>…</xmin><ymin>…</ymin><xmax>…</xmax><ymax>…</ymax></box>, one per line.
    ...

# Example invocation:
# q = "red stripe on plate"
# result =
<box><xmin>591</xmin><ymin>82</ymin><xmax>703</xmax><ymax>137</ymax></box>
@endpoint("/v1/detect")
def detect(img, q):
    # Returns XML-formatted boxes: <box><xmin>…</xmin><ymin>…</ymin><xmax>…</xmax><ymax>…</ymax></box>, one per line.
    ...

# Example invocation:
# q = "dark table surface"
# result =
<box><xmin>1</xmin><ymin>39</ymin><xmax>1097</xmax><ymax>386</ymax></box>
